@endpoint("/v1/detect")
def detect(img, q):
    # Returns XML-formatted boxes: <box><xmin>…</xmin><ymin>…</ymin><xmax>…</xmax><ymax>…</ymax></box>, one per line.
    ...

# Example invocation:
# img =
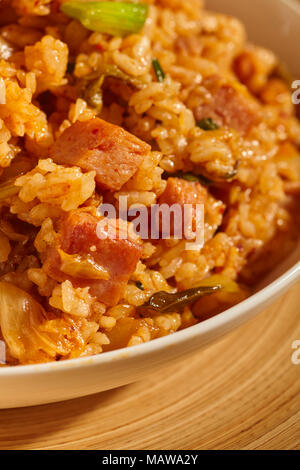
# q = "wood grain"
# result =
<box><xmin>0</xmin><ymin>282</ymin><xmax>299</xmax><ymax>450</ymax></box>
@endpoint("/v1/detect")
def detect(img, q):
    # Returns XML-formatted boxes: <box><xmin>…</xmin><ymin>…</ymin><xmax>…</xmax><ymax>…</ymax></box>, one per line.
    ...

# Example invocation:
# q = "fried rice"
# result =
<box><xmin>0</xmin><ymin>0</ymin><xmax>299</xmax><ymax>365</ymax></box>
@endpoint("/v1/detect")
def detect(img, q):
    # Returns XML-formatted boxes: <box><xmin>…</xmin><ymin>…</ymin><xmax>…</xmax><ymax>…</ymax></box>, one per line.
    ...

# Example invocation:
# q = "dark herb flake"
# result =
<box><xmin>138</xmin><ymin>285</ymin><xmax>221</xmax><ymax>315</ymax></box>
<box><xmin>197</xmin><ymin>117</ymin><xmax>220</xmax><ymax>131</ymax></box>
<box><xmin>61</xmin><ymin>2</ymin><xmax>148</xmax><ymax>37</ymax></box>
<box><xmin>162</xmin><ymin>171</ymin><xmax>213</xmax><ymax>186</ymax></box>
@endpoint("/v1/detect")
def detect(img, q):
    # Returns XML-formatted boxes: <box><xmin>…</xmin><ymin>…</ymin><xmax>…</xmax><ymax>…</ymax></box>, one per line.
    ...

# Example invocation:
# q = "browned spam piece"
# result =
<box><xmin>50</xmin><ymin>118</ymin><xmax>151</xmax><ymax>191</ymax></box>
<box><xmin>44</xmin><ymin>210</ymin><xmax>142</xmax><ymax>306</ymax></box>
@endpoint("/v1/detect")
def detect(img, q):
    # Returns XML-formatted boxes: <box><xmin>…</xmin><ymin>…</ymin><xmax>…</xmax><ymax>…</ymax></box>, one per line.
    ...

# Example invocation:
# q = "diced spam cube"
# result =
<box><xmin>50</xmin><ymin>118</ymin><xmax>150</xmax><ymax>191</ymax></box>
<box><xmin>44</xmin><ymin>211</ymin><xmax>142</xmax><ymax>306</ymax></box>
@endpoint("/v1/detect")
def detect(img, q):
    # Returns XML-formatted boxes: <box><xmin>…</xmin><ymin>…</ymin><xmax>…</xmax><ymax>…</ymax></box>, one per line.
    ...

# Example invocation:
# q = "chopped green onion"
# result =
<box><xmin>152</xmin><ymin>58</ymin><xmax>165</xmax><ymax>82</ymax></box>
<box><xmin>0</xmin><ymin>220</ymin><xmax>28</xmax><ymax>244</ymax></box>
<box><xmin>219</xmin><ymin>160</ymin><xmax>240</xmax><ymax>181</ymax></box>
<box><xmin>58</xmin><ymin>249</ymin><xmax>110</xmax><ymax>280</ymax></box>
<box><xmin>196</xmin><ymin>174</ymin><xmax>213</xmax><ymax>186</ymax></box>
<box><xmin>223</xmin><ymin>168</ymin><xmax>238</xmax><ymax>180</ymax></box>
<box><xmin>196</xmin><ymin>165</ymin><xmax>239</xmax><ymax>184</ymax></box>
<box><xmin>179</xmin><ymin>172</ymin><xmax>198</xmax><ymax>182</ymax></box>
<box><xmin>81</xmin><ymin>64</ymin><xmax>146</xmax><ymax>112</ymax></box>
<box><xmin>136</xmin><ymin>281</ymin><xmax>144</xmax><ymax>291</ymax></box>
<box><xmin>197</xmin><ymin>117</ymin><xmax>220</xmax><ymax>131</ymax></box>
<box><xmin>162</xmin><ymin>162</ymin><xmax>239</xmax><ymax>186</ymax></box>
<box><xmin>61</xmin><ymin>2</ymin><xmax>148</xmax><ymax>37</ymax></box>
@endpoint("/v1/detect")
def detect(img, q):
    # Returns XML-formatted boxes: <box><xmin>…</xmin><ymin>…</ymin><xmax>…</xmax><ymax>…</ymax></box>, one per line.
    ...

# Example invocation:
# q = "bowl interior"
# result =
<box><xmin>208</xmin><ymin>0</ymin><xmax>300</xmax><ymax>76</ymax></box>
<box><xmin>208</xmin><ymin>0</ymin><xmax>300</xmax><ymax>289</ymax></box>
<box><xmin>256</xmin><ymin>240</ymin><xmax>300</xmax><ymax>290</ymax></box>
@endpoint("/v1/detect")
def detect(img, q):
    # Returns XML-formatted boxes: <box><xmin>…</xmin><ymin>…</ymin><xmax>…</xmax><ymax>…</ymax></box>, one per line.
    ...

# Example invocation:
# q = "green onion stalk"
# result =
<box><xmin>61</xmin><ymin>1</ymin><xmax>148</xmax><ymax>36</ymax></box>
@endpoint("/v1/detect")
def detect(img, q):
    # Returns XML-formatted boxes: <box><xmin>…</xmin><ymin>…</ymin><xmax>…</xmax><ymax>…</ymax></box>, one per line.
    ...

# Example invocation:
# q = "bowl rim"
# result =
<box><xmin>1</xmin><ymin>260</ymin><xmax>299</xmax><ymax>377</ymax></box>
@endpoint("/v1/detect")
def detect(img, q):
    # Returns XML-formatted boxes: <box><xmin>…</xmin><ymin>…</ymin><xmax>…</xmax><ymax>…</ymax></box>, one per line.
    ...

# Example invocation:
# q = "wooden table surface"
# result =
<box><xmin>0</xmin><ymin>281</ymin><xmax>299</xmax><ymax>450</ymax></box>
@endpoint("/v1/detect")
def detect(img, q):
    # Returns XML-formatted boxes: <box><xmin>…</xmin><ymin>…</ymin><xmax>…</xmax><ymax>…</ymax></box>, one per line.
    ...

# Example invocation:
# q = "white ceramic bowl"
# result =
<box><xmin>0</xmin><ymin>0</ymin><xmax>300</xmax><ymax>408</ymax></box>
